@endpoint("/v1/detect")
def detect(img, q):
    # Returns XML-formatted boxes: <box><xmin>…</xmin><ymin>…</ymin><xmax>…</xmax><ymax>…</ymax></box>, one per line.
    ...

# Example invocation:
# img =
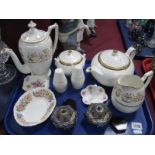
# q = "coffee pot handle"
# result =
<box><xmin>47</xmin><ymin>23</ymin><xmax>59</xmax><ymax>54</ymax></box>
<box><xmin>141</xmin><ymin>70</ymin><xmax>154</xmax><ymax>89</ymax></box>
<box><xmin>125</xmin><ymin>46</ymin><xmax>136</xmax><ymax>60</ymax></box>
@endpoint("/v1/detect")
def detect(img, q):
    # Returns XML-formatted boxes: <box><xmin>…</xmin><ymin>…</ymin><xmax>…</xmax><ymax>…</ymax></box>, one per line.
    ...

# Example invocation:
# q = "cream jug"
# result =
<box><xmin>112</xmin><ymin>70</ymin><xmax>153</xmax><ymax>113</ymax></box>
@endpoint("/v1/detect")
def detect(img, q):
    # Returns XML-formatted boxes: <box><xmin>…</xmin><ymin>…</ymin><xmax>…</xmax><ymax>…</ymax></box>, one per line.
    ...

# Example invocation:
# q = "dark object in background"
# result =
<box><xmin>62</xmin><ymin>99</ymin><xmax>77</xmax><ymax>110</ymax></box>
<box><xmin>137</xmin><ymin>34</ymin><xmax>146</xmax><ymax>46</ymax></box>
<box><xmin>110</xmin><ymin>117</ymin><xmax>127</xmax><ymax>133</ymax></box>
<box><xmin>129</xmin><ymin>28</ymin><xmax>142</xmax><ymax>42</ymax></box>
<box><xmin>132</xmin><ymin>42</ymin><xmax>144</xmax><ymax>54</ymax></box>
<box><xmin>128</xmin><ymin>20</ymin><xmax>155</xmax><ymax>54</ymax></box>
<box><xmin>144</xmin><ymin>20</ymin><xmax>155</xmax><ymax>38</ymax></box>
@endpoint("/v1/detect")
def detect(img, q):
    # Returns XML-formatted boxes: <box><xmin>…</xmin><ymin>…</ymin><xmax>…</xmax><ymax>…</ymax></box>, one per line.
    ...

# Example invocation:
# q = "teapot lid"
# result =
<box><xmin>98</xmin><ymin>50</ymin><xmax>131</xmax><ymax>71</ymax></box>
<box><xmin>21</xmin><ymin>21</ymin><xmax>47</xmax><ymax>43</ymax></box>
<box><xmin>59</xmin><ymin>50</ymin><xmax>83</xmax><ymax>66</ymax></box>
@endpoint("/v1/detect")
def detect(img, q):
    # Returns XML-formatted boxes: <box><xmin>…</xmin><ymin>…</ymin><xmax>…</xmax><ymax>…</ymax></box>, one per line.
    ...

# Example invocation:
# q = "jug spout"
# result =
<box><xmin>4</xmin><ymin>48</ymin><xmax>31</xmax><ymax>74</ymax></box>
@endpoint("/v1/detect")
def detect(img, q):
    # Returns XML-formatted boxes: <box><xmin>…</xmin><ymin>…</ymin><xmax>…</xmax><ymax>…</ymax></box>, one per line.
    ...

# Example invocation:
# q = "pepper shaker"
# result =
<box><xmin>53</xmin><ymin>68</ymin><xmax>68</xmax><ymax>93</ymax></box>
<box><xmin>71</xmin><ymin>66</ymin><xmax>85</xmax><ymax>89</ymax></box>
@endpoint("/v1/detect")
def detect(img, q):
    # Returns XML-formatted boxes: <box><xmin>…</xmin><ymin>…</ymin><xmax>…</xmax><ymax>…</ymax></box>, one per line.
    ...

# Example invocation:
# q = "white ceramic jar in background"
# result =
<box><xmin>71</xmin><ymin>66</ymin><xmax>85</xmax><ymax>89</ymax></box>
<box><xmin>53</xmin><ymin>68</ymin><xmax>68</xmax><ymax>93</ymax></box>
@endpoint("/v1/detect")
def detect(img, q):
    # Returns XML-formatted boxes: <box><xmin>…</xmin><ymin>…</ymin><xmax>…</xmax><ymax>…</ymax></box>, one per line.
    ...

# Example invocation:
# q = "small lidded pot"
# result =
<box><xmin>55</xmin><ymin>50</ymin><xmax>86</xmax><ymax>76</ymax></box>
<box><xmin>85</xmin><ymin>103</ymin><xmax>112</xmax><ymax>127</ymax></box>
<box><xmin>51</xmin><ymin>105</ymin><xmax>77</xmax><ymax>129</ymax></box>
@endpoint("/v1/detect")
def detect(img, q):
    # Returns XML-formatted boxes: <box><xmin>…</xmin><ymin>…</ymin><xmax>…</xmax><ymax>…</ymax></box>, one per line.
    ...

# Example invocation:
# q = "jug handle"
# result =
<box><xmin>125</xmin><ymin>46</ymin><xmax>136</xmax><ymax>60</ymax></box>
<box><xmin>141</xmin><ymin>70</ymin><xmax>154</xmax><ymax>89</ymax></box>
<box><xmin>47</xmin><ymin>23</ymin><xmax>59</xmax><ymax>54</ymax></box>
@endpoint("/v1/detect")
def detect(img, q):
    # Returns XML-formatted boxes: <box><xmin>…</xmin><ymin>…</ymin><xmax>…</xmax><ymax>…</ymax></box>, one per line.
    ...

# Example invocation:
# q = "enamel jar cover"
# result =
<box><xmin>87</xmin><ymin>47</ymin><xmax>136</xmax><ymax>87</ymax></box>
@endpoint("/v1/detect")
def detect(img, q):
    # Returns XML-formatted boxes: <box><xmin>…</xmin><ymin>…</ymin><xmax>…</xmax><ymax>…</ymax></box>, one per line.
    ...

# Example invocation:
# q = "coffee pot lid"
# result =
<box><xmin>21</xmin><ymin>21</ymin><xmax>47</xmax><ymax>43</ymax></box>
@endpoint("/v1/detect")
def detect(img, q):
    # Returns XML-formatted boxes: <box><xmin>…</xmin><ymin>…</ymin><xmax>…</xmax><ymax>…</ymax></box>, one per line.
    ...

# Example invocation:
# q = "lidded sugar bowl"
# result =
<box><xmin>4</xmin><ymin>21</ymin><xmax>58</xmax><ymax>76</ymax></box>
<box><xmin>55</xmin><ymin>50</ymin><xmax>86</xmax><ymax>76</ymax></box>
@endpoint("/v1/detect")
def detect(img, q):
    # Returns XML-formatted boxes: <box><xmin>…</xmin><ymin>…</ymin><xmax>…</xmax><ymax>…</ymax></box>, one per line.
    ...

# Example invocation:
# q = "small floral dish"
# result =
<box><xmin>22</xmin><ymin>75</ymin><xmax>49</xmax><ymax>91</ymax></box>
<box><xmin>13</xmin><ymin>87</ymin><xmax>56</xmax><ymax>127</ymax></box>
<box><xmin>81</xmin><ymin>85</ymin><xmax>108</xmax><ymax>105</ymax></box>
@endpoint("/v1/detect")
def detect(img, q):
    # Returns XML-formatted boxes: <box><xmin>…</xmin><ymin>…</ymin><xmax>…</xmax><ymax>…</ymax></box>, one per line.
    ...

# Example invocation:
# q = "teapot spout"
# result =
<box><xmin>4</xmin><ymin>48</ymin><xmax>31</xmax><ymax>74</ymax></box>
<box><xmin>86</xmin><ymin>66</ymin><xmax>103</xmax><ymax>77</ymax></box>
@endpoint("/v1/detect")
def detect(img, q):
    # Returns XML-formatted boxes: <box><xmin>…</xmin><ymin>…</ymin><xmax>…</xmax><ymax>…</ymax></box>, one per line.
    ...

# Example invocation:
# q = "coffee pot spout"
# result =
<box><xmin>4</xmin><ymin>48</ymin><xmax>31</xmax><ymax>74</ymax></box>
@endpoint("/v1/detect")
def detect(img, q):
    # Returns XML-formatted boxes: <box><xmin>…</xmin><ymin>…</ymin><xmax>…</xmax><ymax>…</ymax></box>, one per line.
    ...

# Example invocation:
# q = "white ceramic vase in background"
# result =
<box><xmin>53</xmin><ymin>68</ymin><xmax>68</xmax><ymax>93</ymax></box>
<box><xmin>71</xmin><ymin>66</ymin><xmax>85</xmax><ymax>89</ymax></box>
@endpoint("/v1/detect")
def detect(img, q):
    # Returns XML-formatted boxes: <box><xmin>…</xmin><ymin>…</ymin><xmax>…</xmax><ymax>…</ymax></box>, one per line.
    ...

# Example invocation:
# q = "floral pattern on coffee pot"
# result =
<box><xmin>4</xmin><ymin>21</ymin><xmax>58</xmax><ymax>76</ymax></box>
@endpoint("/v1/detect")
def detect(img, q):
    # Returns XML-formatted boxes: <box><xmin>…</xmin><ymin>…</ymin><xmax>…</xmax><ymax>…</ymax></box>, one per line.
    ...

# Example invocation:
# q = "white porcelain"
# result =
<box><xmin>55</xmin><ymin>50</ymin><xmax>86</xmax><ymax>76</ymax></box>
<box><xmin>4</xmin><ymin>21</ymin><xmax>58</xmax><ymax>76</ymax></box>
<box><xmin>22</xmin><ymin>75</ymin><xmax>49</xmax><ymax>91</ymax></box>
<box><xmin>86</xmin><ymin>47</ymin><xmax>136</xmax><ymax>87</ymax></box>
<box><xmin>112</xmin><ymin>70</ymin><xmax>153</xmax><ymax>113</ymax></box>
<box><xmin>71</xmin><ymin>66</ymin><xmax>85</xmax><ymax>89</ymax></box>
<box><xmin>53</xmin><ymin>68</ymin><xmax>68</xmax><ymax>93</ymax></box>
<box><xmin>13</xmin><ymin>87</ymin><xmax>56</xmax><ymax>127</ymax></box>
<box><xmin>81</xmin><ymin>85</ymin><xmax>108</xmax><ymax>105</ymax></box>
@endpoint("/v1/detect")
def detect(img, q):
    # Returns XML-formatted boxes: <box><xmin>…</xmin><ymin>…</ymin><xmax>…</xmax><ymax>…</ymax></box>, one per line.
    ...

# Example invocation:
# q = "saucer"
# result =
<box><xmin>81</xmin><ymin>84</ymin><xmax>108</xmax><ymax>105</ymax></box>
<box><xmin>22</xmin><ymin>75</ymin><xmax>49</xmax><ymax>91</ymax></box>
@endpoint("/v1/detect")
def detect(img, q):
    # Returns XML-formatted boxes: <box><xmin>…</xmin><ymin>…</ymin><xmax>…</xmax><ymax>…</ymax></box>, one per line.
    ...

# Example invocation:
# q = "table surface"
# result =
<box><xmin>0</xmin><ymin>19</ymin><xmax>155</xmax><ymax>135</ymax></box>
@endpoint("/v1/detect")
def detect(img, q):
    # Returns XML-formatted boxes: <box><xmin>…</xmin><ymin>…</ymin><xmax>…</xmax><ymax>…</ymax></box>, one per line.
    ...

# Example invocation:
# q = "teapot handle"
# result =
<box><xmin>125</xmin><ymin>46</ymin><xmax>136</xmax><ymax>60</ymax></box>
<box><xmin>141</xmin><ymin>70</ymin><xmax>154</xmax><ymax>89</ymax></box>
<box><xmin>47</xmin><ymin>23</ymin><xmax>59</xmax><ymax>54</ymax></box>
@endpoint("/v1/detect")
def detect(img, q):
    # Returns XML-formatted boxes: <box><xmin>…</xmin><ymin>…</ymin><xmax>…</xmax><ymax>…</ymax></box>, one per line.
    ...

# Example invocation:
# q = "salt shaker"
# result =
<box><xmin>71</xmin><ymin>66</ymin><xmax>85</xmax><ymax>89</ymax></box>
<box><xmin>53</xmin><ymin>68</ymin><xmax>68</xmax><ymax>93</ymax></box>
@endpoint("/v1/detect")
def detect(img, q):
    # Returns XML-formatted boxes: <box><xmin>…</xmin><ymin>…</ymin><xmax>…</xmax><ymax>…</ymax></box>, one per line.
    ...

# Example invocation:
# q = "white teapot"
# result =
<box><xmin>86</xmin><ymin>47</ymin><xmax>136</xmax><ymax>87</ymax></box>
<box><xmin>4</xmin><ymin>21</ymin><xmax>58</xmax><ymax>76</ymax></box>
